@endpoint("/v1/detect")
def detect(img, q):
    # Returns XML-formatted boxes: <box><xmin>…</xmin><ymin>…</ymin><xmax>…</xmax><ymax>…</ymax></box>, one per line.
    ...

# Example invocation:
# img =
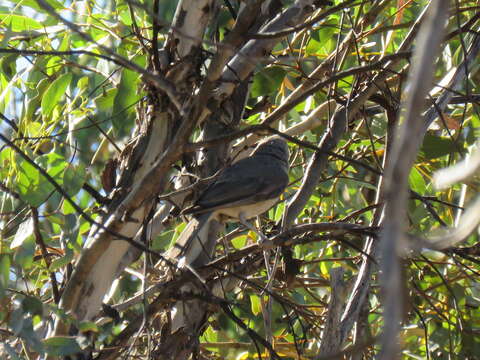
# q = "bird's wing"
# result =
<box><xmin>189</xmin><ymin>155</ymin><xmax>288</xmax><ymax>214</ymax></box>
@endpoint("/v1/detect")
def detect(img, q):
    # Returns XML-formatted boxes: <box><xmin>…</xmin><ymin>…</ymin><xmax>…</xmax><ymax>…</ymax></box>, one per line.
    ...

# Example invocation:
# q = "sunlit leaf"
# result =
<box><xmin>201</xmin><ymin>325</ymin><xmax>218</xmax><ymax>343</ymax></box>
<box><xmin>0</xmin><ymin>72</ymin><xmax>15</xmax><ymax>113</ymax></box>
<box><xmin>16</xmin><ymin>152</ymin><xmax>68</xmax><ymax>206</ymax></box>
<box><xmin>231</xmin><ymin>235</ymin><xmax>247</xmax><ymax>249</ymax></box>
<box><xmin>1</xmin><ymin>2</ymin><xmax>479</xmax><ymax>358</ymax></box>
<box><xmin>250</xmin><ymin>294</ymin><xmax>261</xmax><ymax>316</ymax></box>
<box><xmin>0</xmin><ymin>14</ymin><xmax>43</xmax><ymax>31</ymax></box>
<box><xmin>11</xmin><ymin>217</ymin><xmax>33</xmax><ymax>249</ymax></box>
<box><xmin>25</xmin><ymin>77</ymin><xmax>50</xmax><ymax>120</ymax></box>
<box><xmin>9</xmin><ymin>0</ymin><xmax>63</xmax><ymax>11</ymax></box>
<box><xmin>95</xmin><ymin>88</ymin><xmax>117</xmax><ymax>113</ymax></box>
<box><xmin>45</xmin><ymin>56</ymin><xmax>63</xmax><ymax>76</ymax></box>
<box><xmin>41</xmin><ymin>73</ymin><xmax>73</xmax><ymax>116</ymax></box>
<box><xmin>408</xmin><ymin>167</ymin><xmax>426</xmax><ymax>193</ymax></box>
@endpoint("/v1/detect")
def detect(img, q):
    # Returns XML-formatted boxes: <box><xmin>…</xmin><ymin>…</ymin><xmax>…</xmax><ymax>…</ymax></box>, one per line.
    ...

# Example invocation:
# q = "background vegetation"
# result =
<box><xmin>0</xmin><ymin>0</ymin><xmax>479</xmax><ymax>359</ymax></box>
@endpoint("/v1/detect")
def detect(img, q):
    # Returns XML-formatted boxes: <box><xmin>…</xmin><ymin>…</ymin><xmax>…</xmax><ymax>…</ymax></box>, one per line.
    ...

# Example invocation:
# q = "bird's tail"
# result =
<box><xmin>164</xmin><ymin>214</ymin><xmax>223</xmax><ymax>335</ymax></box>
<box><xmin>166</xmin><ymin>212</ymin><xmax>220</xmax><ymax>268</ymax></box>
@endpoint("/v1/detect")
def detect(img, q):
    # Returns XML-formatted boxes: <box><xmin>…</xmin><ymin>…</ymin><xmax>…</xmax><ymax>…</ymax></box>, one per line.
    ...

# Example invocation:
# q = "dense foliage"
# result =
<box><xmin>0</xmin><ymin>0</ymin><xmax>479</xmax><ymax>359</ymax></box>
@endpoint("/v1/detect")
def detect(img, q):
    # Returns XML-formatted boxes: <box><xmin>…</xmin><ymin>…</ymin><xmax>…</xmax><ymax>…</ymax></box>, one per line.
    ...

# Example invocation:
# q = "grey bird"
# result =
<box><xmin>166</xmin><ymin>136</ymin><xmax>289</xmax><ymax>267</ymax></box>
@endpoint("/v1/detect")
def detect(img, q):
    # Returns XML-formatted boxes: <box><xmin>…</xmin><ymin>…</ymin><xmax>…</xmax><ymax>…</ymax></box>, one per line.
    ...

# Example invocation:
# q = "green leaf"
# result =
<box><xmin>151</xmin><ymin>228</ymin><xmax>174</xmax><ymax>251</ymax></box>
<box><xmin>62</xmin><ymin>199</ymin><xmax>76</xmax><ymax>215</ymax></box>
<box><xmin>40</xmin><ymin>152</ymin><xmax>67</xmax><ymax>177</ymax></box>
<box><xmin>26</xmin><ymin>57</ymin><xmax>48</xmax><ymax>85</ymax></box>
<box><xmin>16</xmin><ymin>152</ymin><xmax>68</xmax><ymax>206</ymax></box>
<box><xmin>420</xmin><ymin>134</ymin><xmax>457</xmax><ymax>159</ymax></box>
<box><xmin>95</xmin><ymin>88</ymin><xmax>117</xmax><ymax>113</ymax></box>
<box><xmin>306</xmin><ymin>38</ymin><xmax>323</xmax><ymax>55</ymax></box>
<box><xmin>63</xmin><ymin>163</ymin><xmax>86</xmax><ymax>196</ymax></box>
<box><xmin>9</xmin><ymin>309</ymin><xmax>44</xmax><ymax>352</ymax></box>
<box><xmin>0</xmin><ymin>72</ymin><xmax>15</xmax><ymax>113</ymax></box>
<box><xmin>251</xmin><ymin>66</ymin><xmax>286</xmax><ymax>98</ymax></box>
<box><xmin>45</xmin><ymin>56</ymin><xmax>63</xmax><ymax>76</ymax></box>
<box><xmin>49</xmin><ymin>250</ymin><xmax>74</xmax><ymax>272</ymax></box>
<box><xmin>250</xmin><ymin>294</ymin><xmax>261</xmax><ymax>316</ymax></box>
<box><xmin>78</xmin><ymin>321</ymin><xmax>99</xmax><ymax>333</ymax></box>
<box><xmin>0</xmin><ymin>255</ymin><xmax>9</xmax><ymax>285</ymax></box>
<box><xmin>41</xmin><ymin>73</ymin><xmax>72</xmax><ymax>116</ymax></box>
<box><xmin>273</xmin><ymin>201</ymin><xmax>285</xmax><ymax>222</ymax></box>
<box><xmin>0</xmin><ymin>54</ymin><xmax>18</xmax><ymax>80</ymax></box>
<box><xmin>16</xmin><ymin>160</ymin><xmax>48</xmax><ymax>206</ymax></box>
<box><xmin>22</xmin><ymin>296</ymin><xmax>44</xmax><ymax>317</ymax></box>
<box><xmin>9</xmin><ymin>0</ymin><xmax>64</xmax><ymax>11</ymax></box>
<box><xmin>44</xmin><ymin>336</ymin><xmax>82</xmax><ymax>356</ymax></box>
<box><xmin>63</xmin><ymin>214</ymin><xmax>81</xmax><ymax>246</ymax></box>
<box><xmin>11</xmin><ymin>217</ymin><xmax>33</xmax><ymax>248</ymax></box>
<box><xmin>408</xmin><ymin>167</ymin><xmax>426</xmax><ymax>193</ymax></box>
<box><xmin>201</xmin><ymin>325</ymin><xmax>218</xmax><ymax>343</ymax></box>
<box><xmin>25</xmin><ymin>121</ymin><xmax>42</xmax><ymax>138</ymax></box>
<box><xmin>58</xmin><ymin>32</ymin><xmax>70</xmax><ymax>51</ymax></box>
<box><xmin>231</xmin><ymin>235</ymin><xmax>247</xmax><ymax>249</ymax></box>
<box><xmin>112</xmin><ymin>55</ymin><xmax>145</xmax><ymax>133</ymax></box>
<box><xmin>0</xmin><ymin>14</ymin><xmax>43</xmax><ymax>31</ymax></box>
<box><xmin>0</xmin><ymin>255</ymin><xmax>10</xmax><ymax>298</ymax></box>
<box><xmin>25</xmin><ymin>77</ymin><xmax>50</xmax><ymax>120</ymax></box>
<box><xmin>0</xmin><ymin>147</ymin><xmax>14</xmax><ymax>178</ymax></box>
<box><xmin>170</xmin><ymin>222</ymin><xmax>186</xmax><ymax>246</ymax></box>
<box><xmin>77</xmin><ymin>76</ymin><xmax>89</xmax><ymax>90</ymax></box>
<box><xmin>117</xmin><ymin>4</ymin><xmax>133</xmax><ymax>26</ymax></box>
<box><xmin>13</xmin><ymin>235</ymin><xmax>35</xmax><ymax>269</ymax></box>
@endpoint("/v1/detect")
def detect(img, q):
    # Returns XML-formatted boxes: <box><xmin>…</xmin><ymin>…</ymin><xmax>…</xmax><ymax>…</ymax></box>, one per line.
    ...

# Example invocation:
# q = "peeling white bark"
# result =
<box><xmin>169</xmin><ymin>0</ymin><xmax>215</xmax><ymax>58</ymax></box>
<box><xmin>216</xmin><ymin>0</ymin><xmax>319</xmax><ymax>99</ymax></box>
<box><xmin>52</xmin><ymin>109</ymin><xmax>173</xmax><ymax>336</ymax></box>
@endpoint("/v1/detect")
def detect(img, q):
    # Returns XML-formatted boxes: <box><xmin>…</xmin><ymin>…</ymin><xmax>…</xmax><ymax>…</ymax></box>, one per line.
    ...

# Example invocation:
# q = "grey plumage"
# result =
<box><xmin>166</xmin><ymin>136</ymin><xmax>289</xmax><ymax>266</ymax></box>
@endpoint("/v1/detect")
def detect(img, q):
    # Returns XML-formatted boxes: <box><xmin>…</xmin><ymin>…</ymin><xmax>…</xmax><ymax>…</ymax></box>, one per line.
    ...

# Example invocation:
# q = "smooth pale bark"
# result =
<box><xmin>51</xmin><ymin>0</ymin><xmax>217</xmax><ymax>337</ymax></box>
<box><xmin>379</xmin><ymin>1</ymin><xmax>450</xmax><ymax>358</ymax></box>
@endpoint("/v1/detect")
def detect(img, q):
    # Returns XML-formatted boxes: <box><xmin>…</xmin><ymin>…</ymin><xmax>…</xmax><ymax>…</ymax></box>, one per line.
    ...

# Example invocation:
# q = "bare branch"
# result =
<box><xmin>379</xmin><ymin>1</ymin><xmax>450</xmax><ymax>358</ymax></box>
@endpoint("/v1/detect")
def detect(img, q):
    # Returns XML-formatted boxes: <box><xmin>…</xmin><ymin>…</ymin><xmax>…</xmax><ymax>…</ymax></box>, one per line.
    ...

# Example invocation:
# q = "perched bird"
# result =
<box><xmin>167</xmin><ymin>136</ymin><xmax>289</xmax><ymax>267</ymax></box>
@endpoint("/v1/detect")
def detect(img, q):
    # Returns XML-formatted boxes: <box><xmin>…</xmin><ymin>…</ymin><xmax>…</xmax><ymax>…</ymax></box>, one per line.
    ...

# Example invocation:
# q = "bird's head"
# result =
<box><xmin>253</xmin><ymin>136</ymin><xmax>289</xmax><ymax>166</ymax></box>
